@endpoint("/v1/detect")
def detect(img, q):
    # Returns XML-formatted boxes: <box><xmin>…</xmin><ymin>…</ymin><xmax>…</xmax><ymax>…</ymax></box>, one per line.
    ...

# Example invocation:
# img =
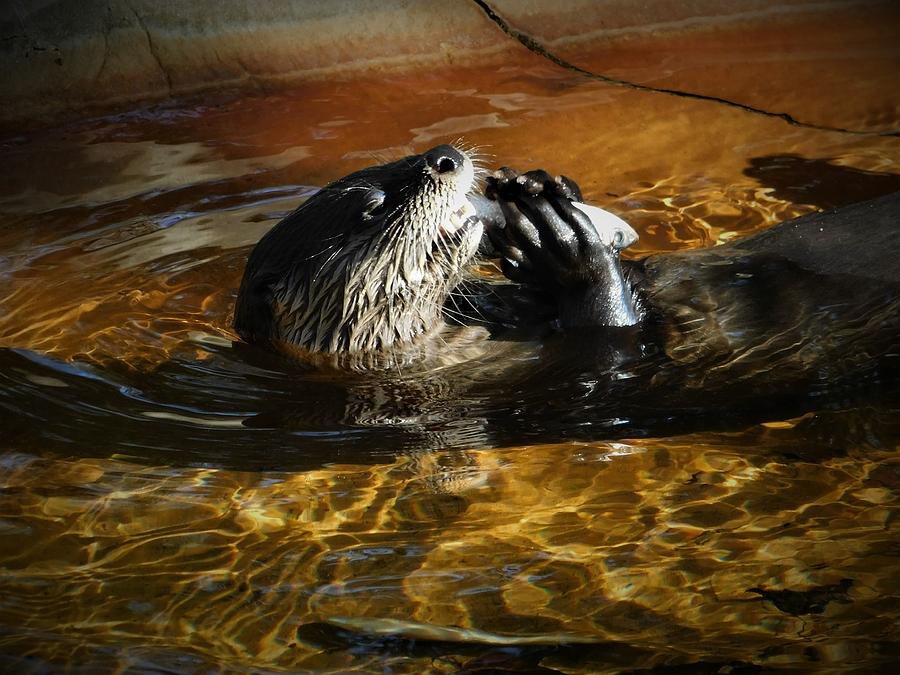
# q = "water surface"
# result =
<box><xmin>1</xmin><ymin>53</ymin><xmax>899</xmax><ymax>672</ymax></box>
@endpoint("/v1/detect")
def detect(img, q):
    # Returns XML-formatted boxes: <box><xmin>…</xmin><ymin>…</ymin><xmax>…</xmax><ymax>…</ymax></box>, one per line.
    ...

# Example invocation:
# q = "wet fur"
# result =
<box><xmin>234</xmin><ymin>149</ymin><xmax>482</xmax><ymax>355</ymax></box>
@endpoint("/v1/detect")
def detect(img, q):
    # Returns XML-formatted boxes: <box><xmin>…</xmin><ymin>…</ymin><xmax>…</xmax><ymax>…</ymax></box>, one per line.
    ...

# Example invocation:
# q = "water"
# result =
<box><xmin>1</xmin><ymin>55</ymin><xmax>899</xmax><ymax>672</ymax></box>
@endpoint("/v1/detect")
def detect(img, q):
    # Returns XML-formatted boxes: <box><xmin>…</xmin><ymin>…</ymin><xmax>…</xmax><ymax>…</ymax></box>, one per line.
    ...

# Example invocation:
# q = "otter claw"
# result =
<box><xmin>555</xmin><ymin>175</ymin><xmax>583</xmax><ymax>202</ymax></box>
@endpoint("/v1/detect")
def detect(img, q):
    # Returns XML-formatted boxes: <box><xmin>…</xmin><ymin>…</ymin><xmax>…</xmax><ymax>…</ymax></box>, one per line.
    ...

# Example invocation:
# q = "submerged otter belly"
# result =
<box><xmin>628</xmin><ymin>191</ymin><xmax>900</xmax><ymax>392</ymax></box>
<box><xmin>640</xmin><ymin>190</ymin><xmax>900</xmax><ymax>340</ymax></box>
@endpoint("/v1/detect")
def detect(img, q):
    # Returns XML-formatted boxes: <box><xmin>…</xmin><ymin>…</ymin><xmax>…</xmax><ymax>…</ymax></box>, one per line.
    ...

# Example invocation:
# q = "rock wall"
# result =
<box><xmin>0</xmin><ymin>0</ymin><xmax>877</xmax><ymax>127</ymax></box>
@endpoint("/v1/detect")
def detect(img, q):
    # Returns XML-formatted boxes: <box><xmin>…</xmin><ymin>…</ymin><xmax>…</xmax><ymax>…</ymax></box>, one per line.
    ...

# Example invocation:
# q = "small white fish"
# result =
<box><xmin>572</xmin><ymin>202</ymin><xmax>640</xmax><ymax>250</ymax></box>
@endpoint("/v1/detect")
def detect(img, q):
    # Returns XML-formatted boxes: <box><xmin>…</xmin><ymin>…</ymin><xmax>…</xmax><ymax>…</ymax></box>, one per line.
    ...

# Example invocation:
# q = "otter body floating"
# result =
<box><xmin>233</xmin><ymin>143</ymin><xmax>900</xmax><ymax>380</ymax></box>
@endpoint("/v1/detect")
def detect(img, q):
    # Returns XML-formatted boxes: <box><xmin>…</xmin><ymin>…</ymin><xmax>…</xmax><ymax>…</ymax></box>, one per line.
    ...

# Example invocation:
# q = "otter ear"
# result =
<box><xmin>362</xmin><ymin>189</ymin><xmax>386</xmax><ymax>220</ymax></box>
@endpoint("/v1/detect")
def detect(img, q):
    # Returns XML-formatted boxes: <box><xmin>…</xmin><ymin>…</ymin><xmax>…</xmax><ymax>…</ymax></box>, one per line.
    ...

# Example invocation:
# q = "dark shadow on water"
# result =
<box><xmin>744</xmin><ymin>154</ymin><xmax>900</xmax><ymax>210</ymax></box>
<box><xmin>295</xmin><ymin>621</ymin><xmax>656</xmax><ymax>673</ymax></box>
<box><xmin>748</xmin><ymin>579</ymin><xmax>853</xmax><ymax>616</ymax></box>
<box><xmin>295</xmin><ymin>620</ymin><xmax>765</xmax><ymax>674</ymax></box>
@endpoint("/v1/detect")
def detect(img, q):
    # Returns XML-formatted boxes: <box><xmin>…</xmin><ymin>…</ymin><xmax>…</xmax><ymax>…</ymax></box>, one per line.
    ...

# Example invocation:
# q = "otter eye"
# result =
<box><xmin>362</xmin><ymin>189</ymin><xmax>386</xmax><ymax>219</ymax></box>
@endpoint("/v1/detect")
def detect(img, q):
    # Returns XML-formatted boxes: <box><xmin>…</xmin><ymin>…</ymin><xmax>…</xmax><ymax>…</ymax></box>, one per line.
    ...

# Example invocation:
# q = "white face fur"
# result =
<box><xmin>248</xmin><ymin>144</ymin><xmax>484</xmax><ymax>353</ymax></box>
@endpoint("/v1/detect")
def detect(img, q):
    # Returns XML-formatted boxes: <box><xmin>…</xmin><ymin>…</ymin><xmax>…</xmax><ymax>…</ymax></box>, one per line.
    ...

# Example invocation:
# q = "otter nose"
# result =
<box><xmin>424</xmin><ymin>145</ymin><xmax>465</xmax><ymax>175</ymax></box>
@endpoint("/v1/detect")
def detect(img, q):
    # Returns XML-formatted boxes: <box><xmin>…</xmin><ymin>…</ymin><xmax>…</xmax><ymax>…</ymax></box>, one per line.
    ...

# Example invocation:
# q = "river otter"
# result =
<box><xmin>0</xmin><ymin>146</ymin><xmax>895</xmax><ymax>466</ymax></box>
<box><xmin>234</xmin><ymin>144</ymin><xmax>643</xmax><ymax>365</ymax></box>
<box><xmin>233</xmin><ymin>143</ymin><xmax>899</xmax><ymax>438</ymax></box>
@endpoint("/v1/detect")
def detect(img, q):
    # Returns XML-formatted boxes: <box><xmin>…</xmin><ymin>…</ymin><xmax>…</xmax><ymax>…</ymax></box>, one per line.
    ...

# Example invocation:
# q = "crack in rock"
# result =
<box><xmin>129</xmin><ymin>7</ymin><xmax>172</xmax><ymax>93</ymax></box>
<box><xmin>473</xmin><ymin>0</ymin><xmax>898</xmax><ymax>138</ymax></box>
<box><xmin>93</xmin><ymin>7</ymin><xmax>113</xmax><ymax>84</ymax></box>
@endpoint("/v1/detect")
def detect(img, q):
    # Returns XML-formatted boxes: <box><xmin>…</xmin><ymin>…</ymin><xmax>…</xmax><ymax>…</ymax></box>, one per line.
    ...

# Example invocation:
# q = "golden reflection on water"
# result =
<box><xmin>1</xmin><ymin>40</ymin><xmax>899</xmax><ymax>673</ymax></box>
<box><xmin>0</xmin><ymin>430</ymin><xmax>896</xmax><ymax>672</ymax></box>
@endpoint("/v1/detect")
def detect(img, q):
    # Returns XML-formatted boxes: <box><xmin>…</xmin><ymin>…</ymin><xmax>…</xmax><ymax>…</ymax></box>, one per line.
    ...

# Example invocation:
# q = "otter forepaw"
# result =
<box><xmin>484</xmin><ymin>168</ymin><xmax>641</xmax><ymax>327</ymax></box>
<box><xmin>485</xmin><ymin>168</ymin><xmax>609</xmax><ymax>290</ymax></box>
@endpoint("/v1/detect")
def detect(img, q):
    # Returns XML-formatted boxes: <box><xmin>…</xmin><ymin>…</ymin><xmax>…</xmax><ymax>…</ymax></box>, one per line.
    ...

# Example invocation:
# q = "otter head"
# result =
<box><xmin>234</xmin><ymin>144</ymin><xmax>482</xmax><ymax>354</ymax></box>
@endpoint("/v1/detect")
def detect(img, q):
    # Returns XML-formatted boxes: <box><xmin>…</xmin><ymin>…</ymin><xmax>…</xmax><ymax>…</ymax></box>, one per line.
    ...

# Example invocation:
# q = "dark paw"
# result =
<box><xmin>482</xmin><ymin>168</ymin><xmax>642</xmax><ymax>327</ymax></box>
<box><xmin>484</xmin><ymin>168</ymin><xmax>610</xmax><ymax>290</ymax></box>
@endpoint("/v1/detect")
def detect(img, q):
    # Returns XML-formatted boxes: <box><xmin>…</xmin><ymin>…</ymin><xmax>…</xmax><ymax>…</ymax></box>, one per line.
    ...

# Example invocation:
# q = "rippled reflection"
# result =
<box><xmin>1</xmin><ymin>54</ymin><xmax>899</xmax><ymax>672</ymax></box>
<box><xmin>1</xmin><ymin>425</ymin><xmax>897</xmax><ymax>672</ymax></box>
